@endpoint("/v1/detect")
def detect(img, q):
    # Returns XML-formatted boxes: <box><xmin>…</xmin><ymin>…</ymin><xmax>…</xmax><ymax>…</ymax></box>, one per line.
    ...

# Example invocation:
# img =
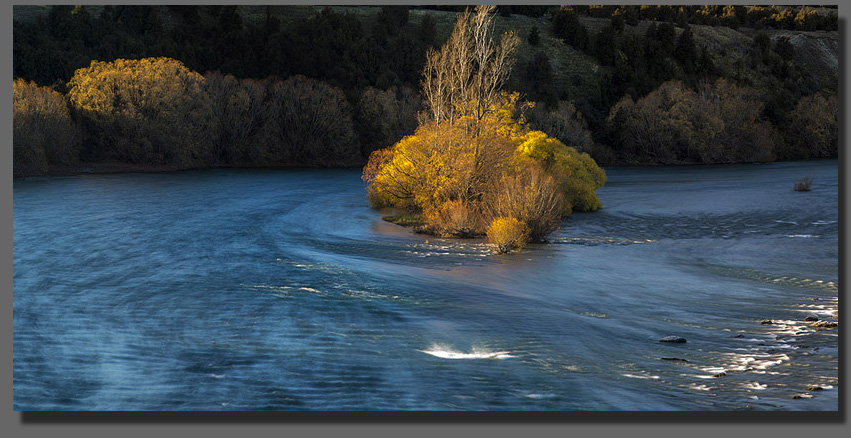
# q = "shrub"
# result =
<box><xmin>606</xmin><ymin>79</ymin><xmax>778</xmax><ymax>164</ymax></box>
<box><xmin>13</xmin><ymin>79</ymin><xmax>81</xmax><ymax>177</ymax></box>
<box><xmin>485</xmin><ymin>164</ymin><xmax>564</xmax><ymax>241</ymax></box>
<box><xmin>514</xmin><ymin>130</ymin><xmax>606</xmax><ymax>212</ymax></box>
<box><xmin>794</xmin><ymin>176</ymin><xmax>813</xmax><ymax>192</ymax></box>
<box><xmin>786</xmin><ymin>93</ymin><xmax>838</xmax><ymax>159</ymax></box>
<box><xmin>67</xmin><ymin>57</ymin><xmax>211</xmax><ymax>166</ymax></box>
<box><xmin>363</xmin><ymin>119</ymin><xmax>516</xmax><ymax>213</ymax></box>
<box><xmin>425</xmin><ymin>199</ymin><xmax>481</xmax><ymax>238</ymax></box>
<box><xmin>526</xmin><ymin>100</ymin><xmax>594</xmax><ymax>155</ymax></box>
<box><xmin>487</xmin><ymin>217</ymin><xmax>529</xmax><ymax>254</ymax></box>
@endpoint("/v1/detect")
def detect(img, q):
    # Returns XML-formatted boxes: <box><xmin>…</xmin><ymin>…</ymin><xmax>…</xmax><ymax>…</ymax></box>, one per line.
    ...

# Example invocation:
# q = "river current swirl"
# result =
<box><xmin>13</xmin><ymin>160</ymin><xmax>838</xmax><ymax>411</ymax></box>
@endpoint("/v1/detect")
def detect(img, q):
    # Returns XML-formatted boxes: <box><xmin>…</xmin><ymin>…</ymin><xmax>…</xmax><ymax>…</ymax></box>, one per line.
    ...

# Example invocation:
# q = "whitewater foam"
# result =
<box><xmin>420</xmin><ymin>346</ymin><xmax>513</xmax><ymax>360</ymax></box>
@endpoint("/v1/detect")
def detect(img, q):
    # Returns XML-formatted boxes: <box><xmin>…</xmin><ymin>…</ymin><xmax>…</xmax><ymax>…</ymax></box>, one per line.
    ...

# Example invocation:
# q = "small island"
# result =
<box><xmin>363</xmin><ymin>6</ymin><xmax>606</xmax><ymax>252</ymax></box>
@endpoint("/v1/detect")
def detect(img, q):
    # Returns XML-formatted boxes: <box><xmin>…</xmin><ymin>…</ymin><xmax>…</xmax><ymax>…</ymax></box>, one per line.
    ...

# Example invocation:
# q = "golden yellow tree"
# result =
<box><xmin>364</xmin><ymin>6</ymin><xmax>606</xmax><ymax>251</ymax></box>
<box><xmin>13</xmin><ymin>79</ymin><xmax>81</xmax><ymax>176</ymax></box>
<box><xmin>67</xmin><ymin>57</ymin><xmax>211</xmax><ymax>166</ymax></box>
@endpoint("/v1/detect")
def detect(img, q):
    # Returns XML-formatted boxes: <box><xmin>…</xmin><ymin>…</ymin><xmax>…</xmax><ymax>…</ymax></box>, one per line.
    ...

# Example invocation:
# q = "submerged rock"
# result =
<box><xmin>760</xmin><ymin>319</ymin><xmax>773</xmax><ymax>325</ymax></box>
<box><xmin>803</xmin><ymin>315</ymin><xmax>819</xmax><ymax>322</ymax></box>
<box><xmin>659</xmin><ymin>336</ymin><xmax>687</xmax><ymax>343</ymax></box>
<box><xmin>806</xmin><ymin>386</ymin><xmax>824</xmax><ymax>391</ymax></box>
<box><xmin>811</xmin><ymin>321</ymin><xmax>838</xmax><ymax>328</ymax></box>
<box><xmin>659</xmin><ymin>357</ymin><xmax>689</xmax><ymax>362</ymax></box>
<box><xmin>712</xmin><ymin>372</ymin><xmax>727</xmax><ymax>378</ymax></box>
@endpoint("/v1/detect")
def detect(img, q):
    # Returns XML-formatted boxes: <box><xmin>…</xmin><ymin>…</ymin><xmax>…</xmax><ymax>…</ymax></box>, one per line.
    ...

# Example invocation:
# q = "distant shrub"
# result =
<box><xmin>794</xmin><ymin>176</ymin><xmax>812</xmax><ymax>192</ymax></box>
<box><xmin>527</xmin><ymin>100</ymin><xmax>594</xmax><ymax>155</ymax></box>
<box><xmin>786</xmin><ymin>93</ymin><xmax>838</xmax><ymax>159</ymax></box>
<box><xmin>13</xmin><ymin>78</ymin><xmax>81</xmax><ymax>177</ymax></box>
<box><xmin>487</xmin><ymin>217</ymin><xmax>529</xmax><ymax>254</ymax></box>
<box><xmin>606</xmin><ymin>79</ymin><xmax>778</xmax><ymax>165</ymax></box>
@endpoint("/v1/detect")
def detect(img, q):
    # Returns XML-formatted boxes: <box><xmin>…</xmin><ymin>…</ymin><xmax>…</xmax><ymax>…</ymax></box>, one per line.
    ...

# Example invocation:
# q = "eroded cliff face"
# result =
<box><xmin>788</xmin><ymin>33</ymin><xmax>839</xmax><ymax>91</ymax></box>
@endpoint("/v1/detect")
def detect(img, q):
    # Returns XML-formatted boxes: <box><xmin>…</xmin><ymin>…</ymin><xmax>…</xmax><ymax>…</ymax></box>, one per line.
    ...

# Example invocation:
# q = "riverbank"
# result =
<box><xmin>22</xmin><ymin>160</ymin><xmax>367</xmax><ymax>178</ymax></box>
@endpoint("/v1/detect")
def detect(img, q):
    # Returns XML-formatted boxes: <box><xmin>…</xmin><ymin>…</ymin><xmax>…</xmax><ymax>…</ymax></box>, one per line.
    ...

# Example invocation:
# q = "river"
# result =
<box><xmin>12</xmin><ymin>160</ymin><xmax>839</xmax><ymax>411</ymax></box>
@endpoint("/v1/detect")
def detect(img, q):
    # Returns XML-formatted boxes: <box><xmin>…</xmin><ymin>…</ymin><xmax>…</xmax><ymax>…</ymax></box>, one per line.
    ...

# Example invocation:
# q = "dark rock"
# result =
<box><xmin>712</xmin><ymin>372</ymin><xmax>727</xmax><ymax>378</ymax></box>
<box><xmin>659</xmin><ymin>336</ymin><xmax>687</xmax><ymax>343</ymax></box>
<box><xmin>660</xmin><ymin>357</ymin><xmax>689</xmax><ymax>362</ymax></box>
<box><xmin>806</xmin><ymin>386</ymin><xmax>823</xmax><ymax>391</ymax></box>
<box><xmin>811</xmin><ymin>321</ymin><xmax>837</xmax><ymax>328</ymax></box>
<box><xmin>803</xmin><ymin>315</ymin><xmax>819</xmax><ymax>322</ymax></box>
<box><xmin>733</xmin><ymin>333</ymin><xmax>745</xmax><ymax>338</ymax></box>
<box><xmin>760</xmin><ymin>319</ymin><xmax>773</xmax><ymax>325</ymax></box>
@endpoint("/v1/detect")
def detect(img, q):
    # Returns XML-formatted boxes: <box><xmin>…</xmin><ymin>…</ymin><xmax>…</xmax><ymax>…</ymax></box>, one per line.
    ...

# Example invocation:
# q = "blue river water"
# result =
<box><xmin>13</xmin><ymin>160</ymin><xmax>838</xmax><ymax>411</ymax></box>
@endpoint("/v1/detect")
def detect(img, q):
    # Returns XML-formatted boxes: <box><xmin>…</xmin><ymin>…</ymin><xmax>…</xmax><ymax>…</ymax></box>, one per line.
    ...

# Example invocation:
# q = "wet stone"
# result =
<box><xmin>712</xmin><ymin>372</ymin><xmax>727</xmax><ymax>378</ymax></box>
<box><xmin>760</xmin><ymin>319</ymin><xmax>773</xmax><ymax>325</ymax></box>
<box><xmin>803</xmin><ymin>315</ymin><xmax>819</xmax><ymax>322</ymax></box>
<box><xmin>811</xmin><ymin>321</ymin><xmax>838</xmax><ymax>328</ymax></box>
<box><xmin>659</xmin><ymin>336</ymin><xmax>687</xmax><ymax>343</ymax></box>
<box><xmin>806</xmin><ymin>386</ymin><xmax>824</xmax><ymax>391</ymax></box>
<box><xmin>660</xmin><ymin>357</ymin><xmax>689</xmax><ymax>362</ymax></box>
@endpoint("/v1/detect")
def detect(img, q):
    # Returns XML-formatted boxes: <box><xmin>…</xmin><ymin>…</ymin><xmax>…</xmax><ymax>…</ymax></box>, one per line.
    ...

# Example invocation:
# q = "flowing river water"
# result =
<box><xmin>13</xmin><ymin>160</ymin><xmax>839</xmax><ymax>411</ymax></box>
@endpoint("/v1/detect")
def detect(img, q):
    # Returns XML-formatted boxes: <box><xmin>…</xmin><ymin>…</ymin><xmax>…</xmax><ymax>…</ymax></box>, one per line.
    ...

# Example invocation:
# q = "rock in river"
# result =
<box><xmin>659</xmin><ymin>336</ymin><xmax>687</xmax><ymax>343</ymax></box>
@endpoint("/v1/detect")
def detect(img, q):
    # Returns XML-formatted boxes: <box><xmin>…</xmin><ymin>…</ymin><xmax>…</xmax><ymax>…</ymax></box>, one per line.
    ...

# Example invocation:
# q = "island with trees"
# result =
<box><xmin>13</xmin><ymin>4</ymin><xmax>838</xmax><ymax>250</ymax></box>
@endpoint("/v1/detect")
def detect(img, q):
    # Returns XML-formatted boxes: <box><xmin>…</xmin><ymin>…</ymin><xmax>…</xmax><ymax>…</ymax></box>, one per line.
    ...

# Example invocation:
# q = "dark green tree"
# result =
<box><xmin>674</xmin><ymin>26</ymin><xmax>697</xmax><ymax>75</ymax></box>
<box><xmin>528</xmin><ymin>25</ymin><xmax>540</xmax><ymax>46</ymax></box>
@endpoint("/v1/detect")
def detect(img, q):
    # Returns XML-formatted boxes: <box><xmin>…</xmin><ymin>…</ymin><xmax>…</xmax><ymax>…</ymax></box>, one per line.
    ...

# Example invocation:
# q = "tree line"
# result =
<box><xmin>14</xmin><ymin>57</ymin><xmax>421</xmax><ymax>177</ymax></box>
<box><xmin>13</xmin><ymin>5</ymin><xmax>838</xmax><ymax>177</ymax></box>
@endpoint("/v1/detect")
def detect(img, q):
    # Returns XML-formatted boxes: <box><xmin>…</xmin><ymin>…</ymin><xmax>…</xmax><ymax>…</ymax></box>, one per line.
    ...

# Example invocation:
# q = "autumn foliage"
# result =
<box><xmin>13</xmin><ymin>79</ymin><xmax>81</xmax><ymax>177</ymax></box>
<box><xmin>60</xmin><ymin>58</ymin><xmax>361</xmax><ymax>169</ymax></box>
<box><xmin>67</xmin><ymin>57</ymin><xmax>211</xmax><ymax>166</ymax></box>
<box><xmin>363</xmin><ymin>6</ymin><xmax>606</xmax><ymax>252</ymax></box>
<box><xmin>487</xmin><ymin>217</ymin><xmax>529</xmax><ymax>254</ymax></box>
<box><xmin>363</xmin><ymin>94</ymin><xmax>605</xmax><ymax>249</ymax></box>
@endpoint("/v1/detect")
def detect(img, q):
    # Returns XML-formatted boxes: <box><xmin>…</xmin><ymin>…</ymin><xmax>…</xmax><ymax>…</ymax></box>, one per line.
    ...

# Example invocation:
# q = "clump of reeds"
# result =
<box><xmin>793</xmin><ymin>176</ymin><xmax>813</xmax><ymax>192</ymax></box>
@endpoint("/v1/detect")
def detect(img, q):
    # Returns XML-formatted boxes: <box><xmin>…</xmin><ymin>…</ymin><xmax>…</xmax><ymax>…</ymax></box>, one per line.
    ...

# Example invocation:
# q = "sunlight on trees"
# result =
<box><xmin>67</xmin><ymin>57</ymin><xmax>210</xmax><ymax>166</ymax></box>
<box><xmin>13</xmin><ymin>79</ymin><xmax>81</xmax><ymax>176</ymax></box>
<box><xmin>421</xmin><ymin>5</ymin><xmax>520</xmax><ymax>125</ymax></box>
<box><xmin>487</xmin><ymin>217</ymin><xmax>529</xmax><ymax>254</ymax></box>
<box><xmin>364</xmin><ymin>6</ymin><xmax>606</xmax><ymax>252</ymax></box>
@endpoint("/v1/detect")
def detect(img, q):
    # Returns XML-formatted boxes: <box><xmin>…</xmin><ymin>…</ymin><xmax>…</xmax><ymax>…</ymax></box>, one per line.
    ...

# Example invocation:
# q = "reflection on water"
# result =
<box><xmin>13</xmin><ymin>161</ymin><xmax>838</xmax><ymax>411</ymax></box>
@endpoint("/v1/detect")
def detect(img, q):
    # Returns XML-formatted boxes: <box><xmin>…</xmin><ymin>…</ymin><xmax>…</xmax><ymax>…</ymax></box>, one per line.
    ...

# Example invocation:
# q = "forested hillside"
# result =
<box><xmin>13</xmin><ymin>5</ymin><xmax>838</xmax><ymax>177</ymax></box>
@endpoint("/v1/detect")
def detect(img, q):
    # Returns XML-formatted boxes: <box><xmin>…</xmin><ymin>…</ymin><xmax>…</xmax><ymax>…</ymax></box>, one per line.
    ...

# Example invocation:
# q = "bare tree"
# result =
<box><xmin>421</xmin><ymin>5</ymin><xmax>519</xmax><ymax>127</ymax></box>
